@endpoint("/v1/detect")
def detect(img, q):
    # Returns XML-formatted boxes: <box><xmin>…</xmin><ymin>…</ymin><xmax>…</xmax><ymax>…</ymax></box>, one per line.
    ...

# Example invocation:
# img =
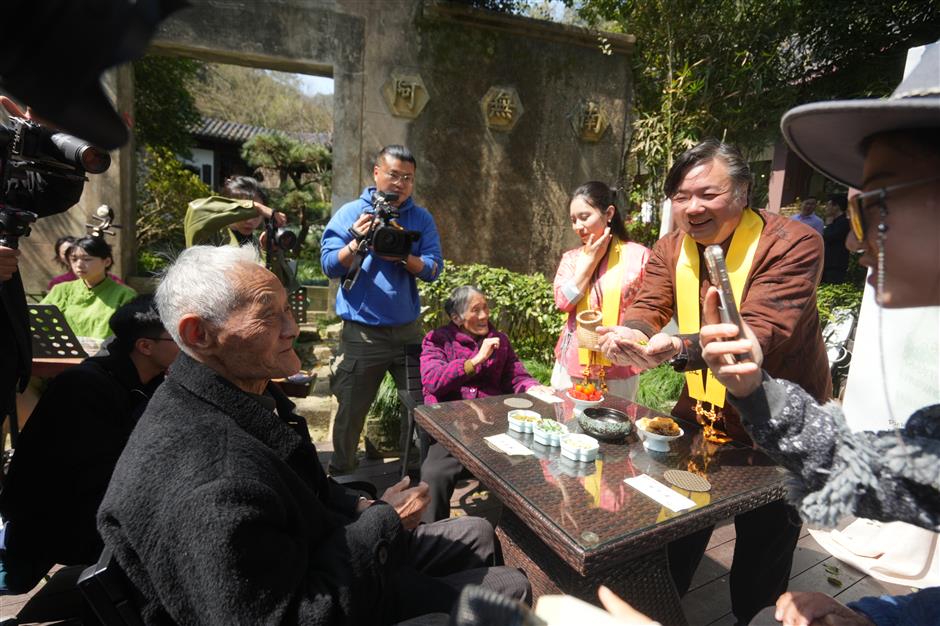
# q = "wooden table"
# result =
<box><xmin>30</xmin><ymin>357</ymin><xmax>85</xmax><ymax>379</ymax></box>
<box><xmin>414</xmin><ymin>393</ymin><xmax>788</xmax><ymax>625</ymax></box>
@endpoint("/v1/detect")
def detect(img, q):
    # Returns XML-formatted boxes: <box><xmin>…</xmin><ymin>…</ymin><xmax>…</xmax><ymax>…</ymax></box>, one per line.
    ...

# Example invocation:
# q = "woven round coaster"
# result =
<box><xmin>504</xmin><ymin>397</ymin><xmax>533</xmax><ymax>408</ymax></box>
<box><xmin>663</xmin><ymin>470</ymin><xmax>712</xmax><ymax>492</ymax></box>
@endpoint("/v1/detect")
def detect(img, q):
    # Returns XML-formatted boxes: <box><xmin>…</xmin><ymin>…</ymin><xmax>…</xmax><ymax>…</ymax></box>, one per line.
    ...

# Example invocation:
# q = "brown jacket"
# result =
<box><xmin>623</xmin><ymin>210</ymin><xmax>831</xmax><ymax>443</ymax></box>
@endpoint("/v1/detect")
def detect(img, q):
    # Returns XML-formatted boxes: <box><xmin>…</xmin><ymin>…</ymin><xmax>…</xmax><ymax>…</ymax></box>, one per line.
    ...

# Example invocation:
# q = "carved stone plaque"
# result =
<box><xmin>572</xmin><ymin>99</ymin><xmax>609</xmax><ymax>142</ymax></box>
<box><xmin>381</xmin><ymin>73</ymin><xmax>430</xmax><ymax>119</ymax></box>
<box><xmin>481</xmin><ymin>86</ymin><xmax>524</xmax><ymax>132</ymax></box>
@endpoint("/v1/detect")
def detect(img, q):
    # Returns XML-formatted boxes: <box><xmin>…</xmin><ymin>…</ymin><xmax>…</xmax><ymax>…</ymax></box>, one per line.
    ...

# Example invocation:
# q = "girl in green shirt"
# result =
<box><xmin>42</xmin><ymin>236</ymin><xmax>136</xmax><ymax>340</ymax></box>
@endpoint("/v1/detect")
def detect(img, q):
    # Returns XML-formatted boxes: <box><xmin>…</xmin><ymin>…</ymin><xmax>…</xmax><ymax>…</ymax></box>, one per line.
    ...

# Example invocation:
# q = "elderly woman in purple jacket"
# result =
<box><xmin>419</xmin><ymin>285</ymin><xmax>551</xmax><ymax>521</ymax></box>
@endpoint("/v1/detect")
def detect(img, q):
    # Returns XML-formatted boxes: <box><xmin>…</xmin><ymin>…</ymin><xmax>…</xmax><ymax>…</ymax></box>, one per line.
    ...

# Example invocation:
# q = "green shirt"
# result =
<box><xmin>41</xmin><ymin>277</ymin><xmax>137</xmax><ymax>339</ymax></box>
<box><xmin>184</xmin><ymin>196</ymin><xmax>257</xmax><ymax>247</ymax></box>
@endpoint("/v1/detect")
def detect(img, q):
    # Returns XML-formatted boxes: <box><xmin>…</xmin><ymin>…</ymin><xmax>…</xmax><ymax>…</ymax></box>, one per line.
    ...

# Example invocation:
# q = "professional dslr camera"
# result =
<box><xmin>0</xmin><ymin>115</ymin><xmax>110</xmax><ymax>248</ymax></box>
<box><xmin>342</xmin><ymin>191</ymin><xmax>422</xmax><ymax>290</ymax></box>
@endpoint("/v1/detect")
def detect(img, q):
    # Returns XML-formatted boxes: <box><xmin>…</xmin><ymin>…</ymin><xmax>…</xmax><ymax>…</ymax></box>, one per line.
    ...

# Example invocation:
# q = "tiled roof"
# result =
<box><xmin>192</xmin><ymin>117</ymin><xmax>331</xmax><ymax>146</ymax></box>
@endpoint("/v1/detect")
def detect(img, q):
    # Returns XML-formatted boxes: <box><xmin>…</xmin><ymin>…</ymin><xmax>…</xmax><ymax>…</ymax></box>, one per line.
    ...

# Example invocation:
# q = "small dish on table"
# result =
<box><xmin>508</xmin><ymin>409</ymin><xmax>542</xmax><ymax>433</ymax></box>
<box><xmin>635</xmin><ymin>416</ymin><xmax>683</xmax><ymax>452</ymax></box>
<box><xmin>533</xmin><ymin>418</ymin><xmax>568</xmax><ymax>446</ymax></box>
<box><xmin>560</xmin><ymin>433</ymin><xmax>599</xmax><ymax>462</ymax></box>
<box><xmin>578</xmin><ymin>407</ymin><xmax>632</xmax><ymax>442</ymax></box>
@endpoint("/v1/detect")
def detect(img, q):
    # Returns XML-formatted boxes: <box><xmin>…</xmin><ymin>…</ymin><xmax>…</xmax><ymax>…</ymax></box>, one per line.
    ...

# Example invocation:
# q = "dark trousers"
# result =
<box><xmin>667</xmin><ymin>499</ymin><xmax>802</xmax><ymax>624</ymax></box>
<box><xmin>393</xmin><ymin>516</ymin><xmax>530</xmax><ymax>621</ymax></box>
<box><xmin>420</xmin><ymin>441</ymin><xmax>473</xmax><ymax>523</ymax></box>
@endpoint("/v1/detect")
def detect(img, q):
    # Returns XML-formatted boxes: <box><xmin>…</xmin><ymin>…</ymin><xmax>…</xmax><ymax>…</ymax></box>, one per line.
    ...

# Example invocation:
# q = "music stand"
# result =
<box><xmin>28</xmin><ymin>304</ymin><xmax>88</xmax><ymax>359</ymax></box>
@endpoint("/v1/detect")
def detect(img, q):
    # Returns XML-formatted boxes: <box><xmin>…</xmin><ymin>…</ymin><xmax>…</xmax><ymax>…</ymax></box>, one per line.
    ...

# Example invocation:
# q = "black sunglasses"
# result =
<box><xmin>849</xmin><ymin>175</ymin><xmax>940</xmax><ymax>242</ymax></box>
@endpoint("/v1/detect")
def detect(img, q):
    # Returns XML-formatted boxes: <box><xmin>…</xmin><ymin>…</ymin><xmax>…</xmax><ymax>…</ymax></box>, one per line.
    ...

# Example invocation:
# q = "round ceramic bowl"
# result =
<box><xmin>507</xmin><ymin>409</ymin><xmax>541</xmax><ymax>433</ymax></box>
<box><xmin>565</xmin><ymin>391</ymin><xmax>604</xmax><ymax>414</ymax></box>
<box><xmin>578</xmin><ymin>407</ymin><xmax>632</xmax><ymax>442</ymax></box>
<box><xmin>635</xmin><ymin>417</ymin><xmax>684</xmax><ymax>452</ymax></box>
<box><xmin>533</xmin><ymin>418</ymin><xmax>569</xmax><ymax>447</ymax></box>
<box><xmin>560</xmin><ymin>433</ymin><xmax>599</xmax><ymax>462</ymax></box>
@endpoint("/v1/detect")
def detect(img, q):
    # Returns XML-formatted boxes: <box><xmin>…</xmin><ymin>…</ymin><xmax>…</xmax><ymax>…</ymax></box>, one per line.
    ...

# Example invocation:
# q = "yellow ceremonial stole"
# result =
<box><xmin>577</xmin><ymin>237</ymin><xmax>625</xmax><ymax>367</ymax></box>
<box><xmin>675</xmin><ymin>209</ymin><xmax>763</xmax><ymax>408</ymax></box>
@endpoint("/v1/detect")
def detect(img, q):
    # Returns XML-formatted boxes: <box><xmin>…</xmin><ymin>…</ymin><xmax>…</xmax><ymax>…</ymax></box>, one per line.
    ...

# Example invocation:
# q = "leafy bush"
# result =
<box><xmin>418</xmin><ymin>262</ymin><xmax>565</xmax><ymax>363</ymax></box>
<box><xmin>816</xmin><ymin>282</ymin><xmax>863</xmax><ymax>324</ymax></box>
<box><xmin>136</xmin><ymin>146</ymin><xmax>210</xmax><ymax>253</ymax></box>
<box><xmin>521</xmin><ymin>358</ymin><xmax>553</xmax><ymax>386</ymax></box>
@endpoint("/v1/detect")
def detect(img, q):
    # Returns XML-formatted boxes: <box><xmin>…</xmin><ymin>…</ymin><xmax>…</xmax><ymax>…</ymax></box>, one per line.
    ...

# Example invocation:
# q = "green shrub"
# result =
<box><xmin>418</xmin><ymin>262</ymin><xmax>565</xmax><ymax>363</ymax></box>
<box><xmin>816</xmin><ymin>282</ymin><xmax>863</xmax><ymax>324</ymax></box>
<box><xmin>521</xmin><ymin>358</ymin><xmax>553</xmax><ymax>386</ymax></box>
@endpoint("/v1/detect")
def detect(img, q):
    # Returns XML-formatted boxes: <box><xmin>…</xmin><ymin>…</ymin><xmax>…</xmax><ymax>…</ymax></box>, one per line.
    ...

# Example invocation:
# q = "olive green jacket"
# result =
<box><xmin>184</xmin><ymin>196</ymin><xmax>257</xmax><ymax>247</ymax></box>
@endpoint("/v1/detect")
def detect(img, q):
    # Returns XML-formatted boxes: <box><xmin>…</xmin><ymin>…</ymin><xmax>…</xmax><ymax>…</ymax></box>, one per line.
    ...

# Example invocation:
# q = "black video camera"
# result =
<box><xmin>342</xmin><ymin>191</ymin><xmax>422</xmax><ymax>291</ymax></box>
<box><xmin>360</xmin><ymin>191</ymin><xmax>421</xmax><ymax>258</ymax></box>
<box><xmin>0</xmin><ymin>116</ymin><xmax>111</xmax><ymax>177</ymax></box>
<box><xmin>0</xmin><ymin>116</ymin><xmax>111</xmax><ymax>248</ymax></box>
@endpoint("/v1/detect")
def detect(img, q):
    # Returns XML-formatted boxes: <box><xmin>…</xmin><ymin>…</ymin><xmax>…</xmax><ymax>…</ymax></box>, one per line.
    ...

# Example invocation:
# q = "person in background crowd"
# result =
<box><xmin>791</xmin><ymin>197</ymin><xmax>824</xmax><ymax>235</ymax></box>
<box><xmin>321</xmin><ymin>145</ymin><xmax>443</xmax><ymax>475</ymax></box>
<box><xmin>551</xmin><ymin>181</ymin><xmax>650</xmax><ymax>400</ymax></box>
<box><xmin>821</xmin><ymin>193</ymin><xmax>851</xmax><ymax>284</ymax></box>
<box><xmin>419</xmin><ymin>285</ymin><xmax>552</xmax><ymax>522</ymax></box>
<box><xmin>0</xmin><ymin>295</ymin><xmax>178</xmax><ymax>594</ymax></box>
<box><xmin>47</xmin><ymin>234</ymin><xmax>126</xmax><ymax>290</ymax></box>
<box><xmin>41</xmin><ymin>235</ymin><xmax>136</xmax><ymax>340</ymax></box>
<box><xmin>702</xmin><ymin>38</ymin><xmax>940</xmax><ymax>626</ymax></box>
<box><xmin>98</xmin><ymin>246</ymin><xmax>528</xmax><ymax>625</ymax></box>
<box><xmin>597</xmin><ymin>139</ymin><xmax>830</xmax><ymax>624</ymax></box>
<box><xmin>184</xmin><ymin>175</ymin><xmax>286</xmax><ymax>248</ymax></box>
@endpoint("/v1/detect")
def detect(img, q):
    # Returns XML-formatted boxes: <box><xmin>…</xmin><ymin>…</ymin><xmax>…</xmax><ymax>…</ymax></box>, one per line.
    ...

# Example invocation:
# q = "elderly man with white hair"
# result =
<box><xmin>96</xmin><ymin>245</ymin><xmax>528</xmax><ymax>625</ymax></box>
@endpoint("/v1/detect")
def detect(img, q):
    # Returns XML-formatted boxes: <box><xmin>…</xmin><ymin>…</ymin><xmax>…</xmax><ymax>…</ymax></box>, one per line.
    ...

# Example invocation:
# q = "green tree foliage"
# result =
<box><xmin>132</xmin><ymin>56</ymin><xmax>203</xmax><ymax>156</ymax></box>
<box><xmin>566</xmin><ymin>0</ymin><xmax>938</xmax><ymax>206</ymax></box>
<box><xmin>136</xmin><ymin>146</ymin><xmax>211</xmax><ymax>270</ymax></box>
<box><xmin>241</xmin><ymin>133</ymin><xmax>332</xmax><ymax>257</ymax></box>
<box><xmin>136</xmin><ymin>146</ymin><xmax>211</xmax><ymax>247</ymax></box>
<box><xmin>189</xmin><ymin>64</ymin><xmax>332</xmax><ymax>134</ymax></box>
<box><xmin>419</xmin><ymin>262</ymin><xmax>565</xmax><ymax>363</ymax></box>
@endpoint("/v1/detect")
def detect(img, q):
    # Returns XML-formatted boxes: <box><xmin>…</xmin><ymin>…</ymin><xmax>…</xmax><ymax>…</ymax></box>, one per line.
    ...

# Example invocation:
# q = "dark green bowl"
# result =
<box><xmin>578</xmin><ymin>407</ymin><xmax>632</xmax><ymax>441</ymax></box>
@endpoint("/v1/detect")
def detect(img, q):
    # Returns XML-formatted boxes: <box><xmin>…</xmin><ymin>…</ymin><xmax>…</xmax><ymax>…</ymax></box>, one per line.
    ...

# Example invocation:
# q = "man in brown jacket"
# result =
<box><xmin>599</xmin><ymin>139</ymin><xmax>830</xmax><ymax>623</ymax></box>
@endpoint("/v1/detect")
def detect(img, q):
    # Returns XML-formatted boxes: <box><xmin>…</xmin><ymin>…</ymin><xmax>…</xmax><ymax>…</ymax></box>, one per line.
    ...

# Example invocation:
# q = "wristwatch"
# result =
<box><xmin>669</xmin><ymin>336</ymin><xmax>689</xmax><ymax>372</ymax></box>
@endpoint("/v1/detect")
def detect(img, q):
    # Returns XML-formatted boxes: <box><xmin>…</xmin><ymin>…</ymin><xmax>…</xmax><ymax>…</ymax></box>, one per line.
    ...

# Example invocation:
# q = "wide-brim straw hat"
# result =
<box><xmin>780</xmin><ymin>39</ymin><xmax>940</xmax><ymax>189</ymax></box>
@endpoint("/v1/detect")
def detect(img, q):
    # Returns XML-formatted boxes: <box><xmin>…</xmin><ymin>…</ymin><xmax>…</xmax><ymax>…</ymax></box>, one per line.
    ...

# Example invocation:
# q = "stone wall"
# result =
<box><xmin>16</xmin><ymin>0</ymin><xmax>634</xmax><ymax>293</ymax></box>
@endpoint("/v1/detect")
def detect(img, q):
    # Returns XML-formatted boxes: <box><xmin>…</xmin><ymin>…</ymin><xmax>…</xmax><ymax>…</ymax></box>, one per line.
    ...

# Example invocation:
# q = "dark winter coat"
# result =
<box><xmin>97</xmin><ymin>353</ymin><xmax>409</xmax><ymax>625</ymax></box>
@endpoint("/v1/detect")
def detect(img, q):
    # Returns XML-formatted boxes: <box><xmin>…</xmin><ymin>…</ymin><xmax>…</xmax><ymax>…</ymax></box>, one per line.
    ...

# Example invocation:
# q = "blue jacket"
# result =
<box><xmin>321</xmin><ymin>188</ymin><xmax>443</xmax><ymax>326</ymax></box>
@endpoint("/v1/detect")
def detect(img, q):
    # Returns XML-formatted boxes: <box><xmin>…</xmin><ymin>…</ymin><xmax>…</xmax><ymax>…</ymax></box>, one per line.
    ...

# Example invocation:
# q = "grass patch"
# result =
<box><xmin>521</xmin><ymin>358</ymin><xmax>553</xmax><ymax>386</ymax></box>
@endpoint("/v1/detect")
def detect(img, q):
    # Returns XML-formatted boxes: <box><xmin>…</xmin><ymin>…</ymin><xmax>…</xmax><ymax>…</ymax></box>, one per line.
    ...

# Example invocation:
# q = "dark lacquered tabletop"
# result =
<box><xmin>415</xmin><ymin>392</ymin><xmax>788</xmax><ymax>572</ymax></box>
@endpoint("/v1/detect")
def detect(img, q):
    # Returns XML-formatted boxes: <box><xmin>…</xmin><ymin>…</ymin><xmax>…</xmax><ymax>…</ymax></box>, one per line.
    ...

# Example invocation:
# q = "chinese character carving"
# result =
<box><xmin>572</xmin><ymin>99</ymin><xmax>609</xmax><ymax>142</ymax></box>
<box><xmin>382</xmin><ymin>73</ymin><xmax>429</xmax><ymax>120</ymax></box>
<box><xmin>481</xmin><ymin>86</ymin><xmax>524</xmax><ymax>132</ymax></box>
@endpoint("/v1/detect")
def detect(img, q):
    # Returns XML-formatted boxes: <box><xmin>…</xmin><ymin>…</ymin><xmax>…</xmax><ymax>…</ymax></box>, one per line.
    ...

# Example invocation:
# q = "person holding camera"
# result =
<box><xmin>1</xmin><ymin>96</ymin><xmax>85</xmax><ymax>442</ymax></box>
<box><xmin>321</xmin><ymin>145</ymin><xmax>443</xmax><ymax>474</ymax></box>
<box><xmin>184</xmin><ymin>175</ymin><xmax>286</xmax><ymax>248</ymax></box>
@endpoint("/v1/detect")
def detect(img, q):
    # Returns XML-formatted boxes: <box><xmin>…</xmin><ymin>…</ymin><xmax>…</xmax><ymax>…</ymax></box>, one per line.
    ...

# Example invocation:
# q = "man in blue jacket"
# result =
<box><xmin>321</xmin><ymin>145</ymin><xmax>443</xmax><ymax>474</ymax></box>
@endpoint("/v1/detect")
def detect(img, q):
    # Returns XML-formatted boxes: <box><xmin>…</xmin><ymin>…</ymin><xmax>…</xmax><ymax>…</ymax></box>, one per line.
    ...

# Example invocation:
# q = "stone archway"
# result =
<box><xmin>20</xmin><ymin>0</ymin><xmax>635</xmax><ymax>293</ymax></box>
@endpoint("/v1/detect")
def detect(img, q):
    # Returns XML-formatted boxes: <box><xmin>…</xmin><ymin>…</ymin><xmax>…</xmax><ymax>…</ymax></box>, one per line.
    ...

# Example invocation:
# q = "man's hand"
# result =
<box><xmin>0</xmin><ymin>246</ymin><xmax>20</xmax><ymax>282</ymax></box>
<box><xmin>350</xmin><ymin>212</ymin><xmax>374</xmax><ymax>238</ymax></box>
<box><xmin>598</xmin><ymin>327</ymin><xmax>678</xmax><ymax>369</ymax></box>
<box><xmin>380</xmin><ymin>477</ymin><xmax>429</xmax><ymax>530</ymax></box>
<box><xmin>700</xmin><ymin>287</ymin><xmax>763</xmax><ymax>398</ymax></box>
<box><xmin>774</xmin><ymin>592</ymin><xmax>874</xmax><ymax>626</ymax></box>
<box><xmin>470</xmin><ymin>337</ymin><xmax>500</xmax><ymax>369</ymax></box>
